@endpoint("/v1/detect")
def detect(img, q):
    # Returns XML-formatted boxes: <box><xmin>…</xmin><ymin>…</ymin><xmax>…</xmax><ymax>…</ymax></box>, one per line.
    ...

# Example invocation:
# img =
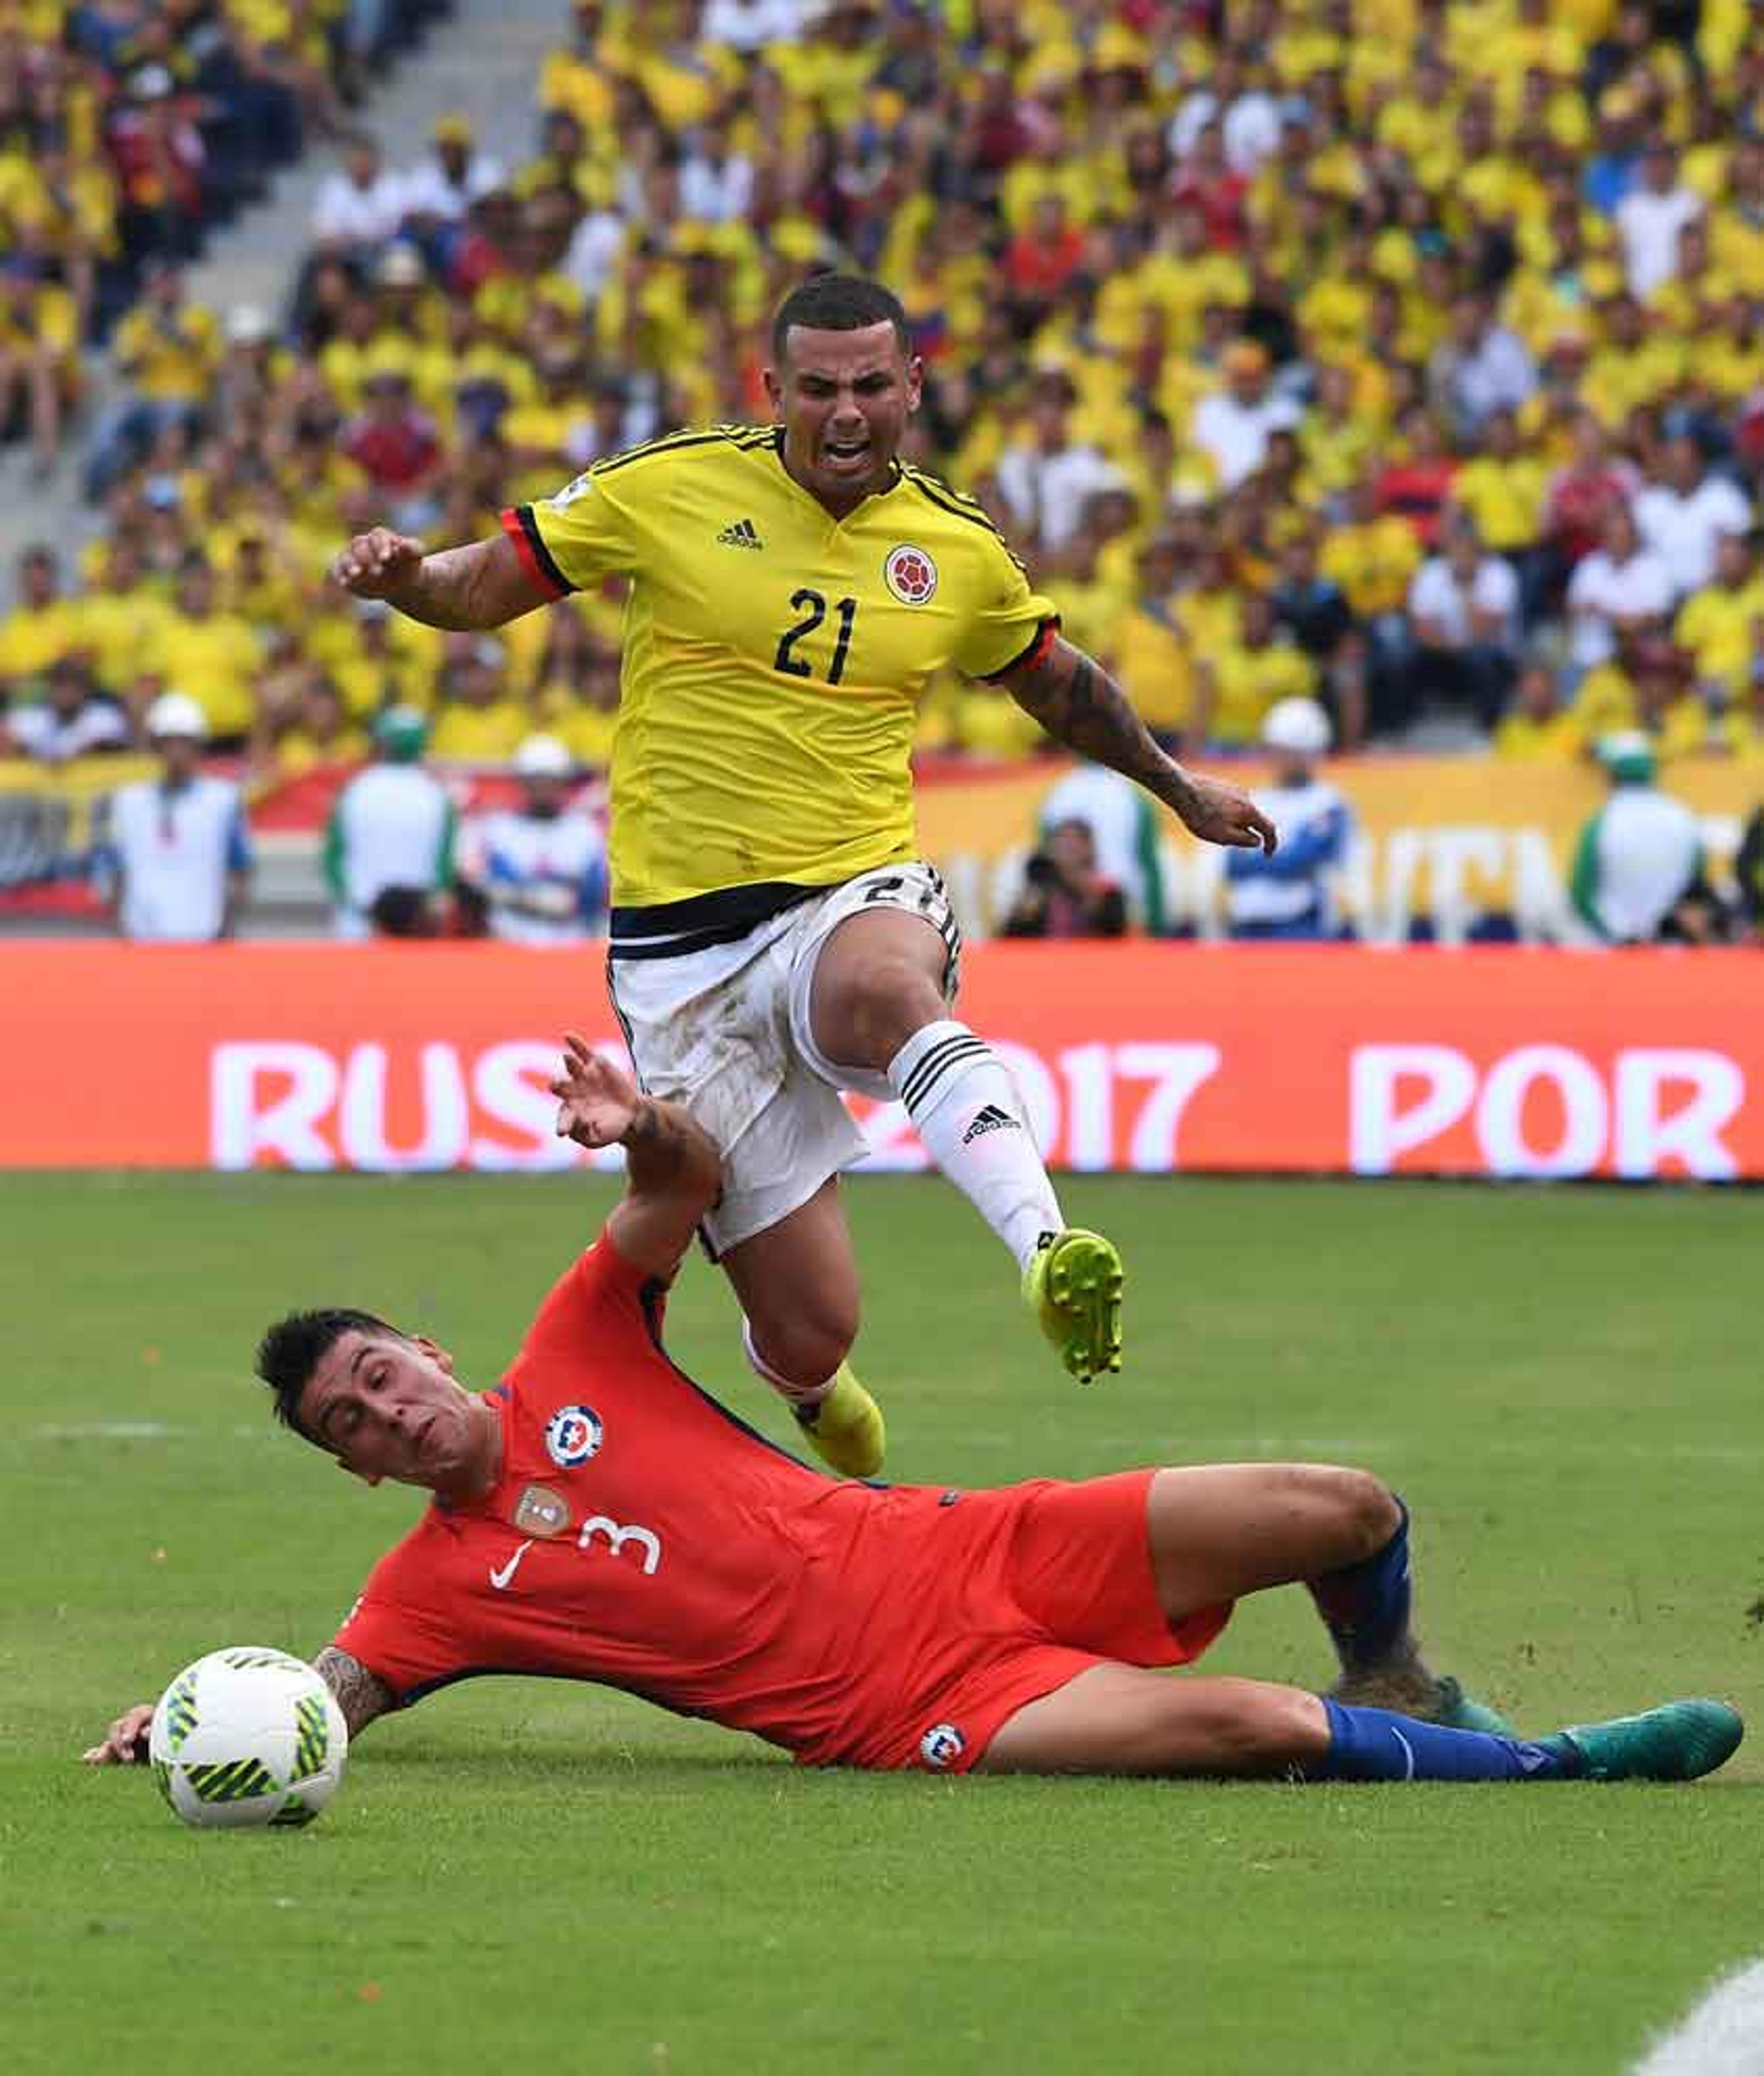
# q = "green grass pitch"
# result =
<box><xmin>6</xmin><ymin>1172</ymin><xmax>1762</xmax><ymax>2073</ymax></box>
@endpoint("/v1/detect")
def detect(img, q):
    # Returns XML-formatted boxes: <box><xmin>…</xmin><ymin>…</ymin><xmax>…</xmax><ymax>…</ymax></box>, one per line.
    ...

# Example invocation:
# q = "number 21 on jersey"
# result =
<box><xmin>774</xmin><ymin>590</ymin><xmax>858</xmax><ymax>685</ymax></box>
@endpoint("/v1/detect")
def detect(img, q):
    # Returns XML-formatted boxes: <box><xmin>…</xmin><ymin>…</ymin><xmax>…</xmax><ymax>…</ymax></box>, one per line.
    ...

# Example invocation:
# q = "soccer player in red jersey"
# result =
<box><xmin>85</xmin><ymin>1041</ymin><xmax>1739</xmax><ymax>1787</ymax></box>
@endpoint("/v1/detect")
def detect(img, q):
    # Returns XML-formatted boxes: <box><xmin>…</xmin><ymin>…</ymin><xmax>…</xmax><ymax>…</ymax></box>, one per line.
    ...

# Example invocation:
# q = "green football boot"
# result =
<box><xmin>1023</xmin><ymin>1228</ymin><xmax>1124</xmax><ymax>1385</ymax></box>
<box><xmin>1434</xmin><ymin>1675</ymin><xmax>1517</xmax><ymax>1738</ymax></box>
<box><xmin>1541</xmin><ymin>1699</ymin><xmax>1743</xmax><ymax>1782</ymax></box>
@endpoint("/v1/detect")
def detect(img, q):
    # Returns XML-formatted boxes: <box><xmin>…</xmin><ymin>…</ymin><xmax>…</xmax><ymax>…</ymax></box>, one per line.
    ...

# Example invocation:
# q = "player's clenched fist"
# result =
<box><xmin>329</xmin><ymin>527</ymin><xmax>426</xmax><ymax>601</ymax></box>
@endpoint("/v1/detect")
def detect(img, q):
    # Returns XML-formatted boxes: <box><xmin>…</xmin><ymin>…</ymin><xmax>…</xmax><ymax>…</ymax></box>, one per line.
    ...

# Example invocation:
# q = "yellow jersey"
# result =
<box><xmin>510</xmin><ymin>425</ymin><xmax>1056</xmax><ymax>909</ymax></box>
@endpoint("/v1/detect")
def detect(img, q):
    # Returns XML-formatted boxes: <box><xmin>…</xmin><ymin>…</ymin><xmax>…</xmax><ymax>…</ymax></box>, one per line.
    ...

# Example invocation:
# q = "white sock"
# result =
<box><xmin>887</xmin><ymin>1019</ymin><xmax>1063</xmax><ymax>1271</ymax></box>
<box><xmin>742</xmin><ymin>1318</ymin><xmax>835</xmax><ymax>1407</ymax></box>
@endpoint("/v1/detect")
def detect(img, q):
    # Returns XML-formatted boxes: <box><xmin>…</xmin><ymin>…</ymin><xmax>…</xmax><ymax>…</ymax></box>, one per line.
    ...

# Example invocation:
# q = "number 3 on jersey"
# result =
<box><xmin>775</xmin><ymin>590</ymin><xmax>858</xmax><ymax>685</ymax></box>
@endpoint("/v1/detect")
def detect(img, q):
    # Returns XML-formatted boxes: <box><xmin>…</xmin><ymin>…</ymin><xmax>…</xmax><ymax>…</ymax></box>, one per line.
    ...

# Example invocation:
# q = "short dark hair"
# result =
<box><xmin>257</xmin><ymin>1308</ymin><xmax>398</xmax><ymax>1442</ymax></box>
<box><xmin>770</xmin><ymin>273</ymin><xmax>910</xmax><ymax>363</ymax></box>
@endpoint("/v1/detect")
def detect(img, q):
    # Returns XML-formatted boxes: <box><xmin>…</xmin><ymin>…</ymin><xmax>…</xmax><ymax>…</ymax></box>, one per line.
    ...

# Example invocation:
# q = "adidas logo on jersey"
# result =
<box><xmin>717</xmin><ymin>518</ymin><xmax>763</xmax><ymax>549</ymax></box>
<box><xmin>961</xmin><ymin>1104</ymin><xmax>1019</xmax><ymax>1144</ymax></box>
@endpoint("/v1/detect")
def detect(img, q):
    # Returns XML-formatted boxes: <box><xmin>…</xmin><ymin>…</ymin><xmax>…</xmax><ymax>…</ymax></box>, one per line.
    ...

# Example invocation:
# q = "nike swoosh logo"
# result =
<box><xmin>489</xmin><ymin>1539</ymin><xmax>534</xmax><ymax>1591</ymax></box>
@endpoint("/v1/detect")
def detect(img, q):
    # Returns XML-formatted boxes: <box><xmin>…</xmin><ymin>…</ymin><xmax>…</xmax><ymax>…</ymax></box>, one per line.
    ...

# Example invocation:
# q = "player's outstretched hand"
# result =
<box><xmin>82</xmin><ymin>1703</ymin><xmax>153</xmax><ymax>1765</ymax></box>
<box><xmin>329</xmin><ymin>527</ymin><xmax>426</xmax><ymax>601</ymax></box>
<box><xmin>551</xmin><ymin>1032</ymin><xmax>642</xmax><ymax>1150</ymax></box>
<box><xmin>1176</xmin><ymin>771</ymin><xmax>1279</xmax><ymax>853</ymax></box>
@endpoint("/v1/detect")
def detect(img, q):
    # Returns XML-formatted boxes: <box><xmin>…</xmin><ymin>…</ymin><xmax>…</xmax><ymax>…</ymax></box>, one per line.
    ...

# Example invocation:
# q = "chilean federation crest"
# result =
<box><xmin>884</xmin><ymin>543</ymin><xmax>938</xmax><ymax>605</ymax></box>
<box><xmin>544</xmin><ymin>1404</ymin><xmax>604</xmax><ymax>1469</ymax></box>
<box><xmin>919</xmin><ymin>1721</ymin><xmax>966</xmax><ymax>1769</ymax></box>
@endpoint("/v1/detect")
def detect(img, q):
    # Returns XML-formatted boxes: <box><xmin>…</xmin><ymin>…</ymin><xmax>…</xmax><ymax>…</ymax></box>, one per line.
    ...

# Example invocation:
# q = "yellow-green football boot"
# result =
<box><xmin>1023</xmin><ymin>1228</ymin><xmax>1124</xmax><ymax>1384</ymax></box>
<box><xmin>793</xmin><ymin>1364</ymin><xmax>886</xmax><ymax>1479</ymax></box>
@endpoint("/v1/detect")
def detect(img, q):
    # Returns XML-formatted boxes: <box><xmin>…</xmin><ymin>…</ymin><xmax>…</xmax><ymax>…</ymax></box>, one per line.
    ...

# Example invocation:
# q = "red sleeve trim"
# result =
<box><xmin>499</xmin><ymin>505</ymin><xmax>571</xmax><ymax>598</ymax></box>
<box><xmin>982</xmin><ymin>615</ymin><xmax>1061</xmax><ymax>682</ymax></box>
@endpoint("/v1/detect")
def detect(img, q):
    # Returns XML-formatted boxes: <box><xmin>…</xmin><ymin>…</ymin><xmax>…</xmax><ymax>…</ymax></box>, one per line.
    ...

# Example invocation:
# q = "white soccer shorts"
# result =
<box><xmin>605</xmin><ymin>862</ymin><xmax>961</xmax><ymax>1255</ymax></box>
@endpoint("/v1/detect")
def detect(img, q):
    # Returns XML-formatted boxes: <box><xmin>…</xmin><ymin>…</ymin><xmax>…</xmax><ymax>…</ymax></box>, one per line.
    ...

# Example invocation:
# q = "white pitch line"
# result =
<box><xmin>30</xmin><ymin>1421</ymin><xmax>182</xmax><ymax>1441</ymax></box>
<box><xmin>1634</xmin><ymin>1961</ymin><xmax>1764</xmax><ymax>2076</ymax></box>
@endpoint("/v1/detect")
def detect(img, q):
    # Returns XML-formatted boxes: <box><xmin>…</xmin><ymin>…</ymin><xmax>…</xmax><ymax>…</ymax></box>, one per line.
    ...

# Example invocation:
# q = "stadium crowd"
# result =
<box><xmin>7</xmin><ymin>0</ymin><xmax>1764</xmax><ymax>936</ymax></box>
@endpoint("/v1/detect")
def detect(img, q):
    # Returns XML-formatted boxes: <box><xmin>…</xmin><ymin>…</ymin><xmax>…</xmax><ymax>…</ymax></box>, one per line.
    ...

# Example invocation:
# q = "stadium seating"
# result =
<box><xmin>4</xmin><ymin>0</ymin><xmax>1764</xmax><ymax>931</ymax></box>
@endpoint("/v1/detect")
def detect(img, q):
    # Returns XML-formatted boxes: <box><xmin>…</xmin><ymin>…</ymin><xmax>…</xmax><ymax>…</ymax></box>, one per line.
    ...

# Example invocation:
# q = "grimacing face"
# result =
<box><xmin>296</xmin><ymin>1328</ymin><xmax>479</xmax><ymax>1489</ymax></box>
<box><xmin>763</xmin><ymin>320</ymin><xmax>922</xmax><ymax>515</ymax></box>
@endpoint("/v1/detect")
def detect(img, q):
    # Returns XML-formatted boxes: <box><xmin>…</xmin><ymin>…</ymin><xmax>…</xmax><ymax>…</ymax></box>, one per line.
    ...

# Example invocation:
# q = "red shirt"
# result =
<box><xmin>1004</xmin><ymin>227</ymin><xmax>1087</xmax><ymax>300</ymax></box>
<box><xmin>332</xmin><ymin>1231</ymin><xmax>1018</xmax><ymax>1766</ymax></box>
<box><xmin>1376</xmin><ymin>459</ymin><xmax>1459</xmax><ymax>547</ymax></box>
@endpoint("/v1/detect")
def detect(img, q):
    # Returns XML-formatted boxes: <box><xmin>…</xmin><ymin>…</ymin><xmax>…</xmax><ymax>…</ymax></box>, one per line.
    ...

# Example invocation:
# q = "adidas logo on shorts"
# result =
<box><xmin>961</xmin><ymin>1104</ymin><xmax>1019</xmax><ymax>1145</ymax></box>
<box><xmin>717</xmin><ymin>517</ymin><xmax>763</xmax><ymax>549</ymax></box>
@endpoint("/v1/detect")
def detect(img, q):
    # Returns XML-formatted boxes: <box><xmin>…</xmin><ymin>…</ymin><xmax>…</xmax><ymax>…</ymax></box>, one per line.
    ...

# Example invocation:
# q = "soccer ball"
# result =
<box><xmin>149</xmin><ymin>1646</ymin><xmax>349</xmax><ymax>1831</ymax></box>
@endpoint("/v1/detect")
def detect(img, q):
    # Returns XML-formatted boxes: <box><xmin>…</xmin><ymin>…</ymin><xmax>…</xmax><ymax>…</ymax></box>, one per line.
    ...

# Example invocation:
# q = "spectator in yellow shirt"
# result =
<box><xmin>0</xmin><ymin>259</ymin><xmax>80</xmax><ymax>479</ymax></box>
<box><xmin>1575</xmin><ymin>638</ymin><xmax>1711</xmax><ymax>761</ymax></box>
<box><xmin>263</xmin><ymin>669</ymin><xmax>371</xmax><ymax>777</ymax></box>
<box><xmin>142</xmin><ymin>550</ymin><xmax>266</xmax><ymax>749</ymax></box>
<box><xmin>0</xmin><ymin>543</ymin><xmax>84</xmax><ymax>694</ymax></box>
<box><xmin>1675</xmin><ymin>533</ymin><xmax>1764</xmax><ymax>702</ymax></box>
<box><xmin>428</xmin><ymin>635</ymin><xmax>531</xmax><ymax>763</ymax></box>
<box><xmin>1451</xmin><ymin>407</ymin><xmax>1550</xmax><ymax>618</ymax></box>
<box><xmin>1111</xmin><ymin>534</ymin><xmax>1213</xmax><ymax>749</ymax></box>
<box><xmin>1208</xmin><ymin>590</ymin><xmax>1317</xmax><ymax>747</ymax></box>
<box><xmin>532</xmin><ymin>605</ymin><xmax>621</xmax><ymax>771</ymax></box>
<box><xmin>85</xmin><ymin>262</ymin><xmax>220</xmax><ymax>498</ymax></box>
<box><xmin>1493</xmin><ymin>664</ymin><xmax>1587</xmax><ymax>759</ymax></box>
<box><xmin>1322</xmin><ymin>476</ymin><xmax>1425</xmax><ymax>621</ymax></box>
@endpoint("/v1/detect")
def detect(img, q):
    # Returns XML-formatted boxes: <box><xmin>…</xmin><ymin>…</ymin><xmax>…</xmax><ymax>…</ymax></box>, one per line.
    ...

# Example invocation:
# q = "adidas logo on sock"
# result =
<box><xmin>961</xmin><ymin>1104</ymin><xmax>1019</xmax><ymax>1144</ymax></box>
<box><xmin>717</xmin><ymin>517</ymin><xmax>763</xmax><ymax>549</ymax></box>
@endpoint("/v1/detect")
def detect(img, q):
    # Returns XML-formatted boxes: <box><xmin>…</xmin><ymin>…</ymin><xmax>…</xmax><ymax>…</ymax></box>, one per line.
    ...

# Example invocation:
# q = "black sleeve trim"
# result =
<box><xmin>510</xmin><ymin>504</ymin><xmax>573</xmax><ymax>596</ymax></box>
<box><xmin>980</xmin><ymin>616</ymin><xmax>1062</xmax><ymax>682</ymax></box>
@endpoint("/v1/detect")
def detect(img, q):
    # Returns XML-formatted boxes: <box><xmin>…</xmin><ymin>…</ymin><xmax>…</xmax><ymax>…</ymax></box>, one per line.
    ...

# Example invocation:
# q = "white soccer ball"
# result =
<box><xmin>148</xmin><ymin>1646</ymin><xmax>349</xmax><ymax>1831</ymax></box>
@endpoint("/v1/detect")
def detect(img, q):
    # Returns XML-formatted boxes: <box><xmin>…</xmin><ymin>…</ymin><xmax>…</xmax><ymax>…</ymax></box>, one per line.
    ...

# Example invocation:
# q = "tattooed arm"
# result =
<box><xmin>996</xmin><ymin>634</ymin><xmax>1278</xmax><ymax>853</ymax></box>
<box><xmin>312</xmin><ymin>1647</ymin><xmax>395</xmax><ymax>1741</ymax></box>
<box><xmin>80</xmin><ymin>1647</ymin><xmax>393</xmax><ymax>1764</ymax></box>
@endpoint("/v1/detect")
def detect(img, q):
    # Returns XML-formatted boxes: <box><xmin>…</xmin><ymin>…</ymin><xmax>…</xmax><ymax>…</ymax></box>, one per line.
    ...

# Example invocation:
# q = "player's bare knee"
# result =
<box><xmin>1172</xmin><ymin>1684</ymin><xmax>1320</xmax><ymax>1774</ymax></box>
<box><xmin>751</xmin><ymin>1310</ymin><xmax>855</xmax><ymax>1392</ymax></box>
<box><xmin>1322</xmin><ymin>1467</ymin><xmax>1401</xmax><ymax>1558</ymax></box>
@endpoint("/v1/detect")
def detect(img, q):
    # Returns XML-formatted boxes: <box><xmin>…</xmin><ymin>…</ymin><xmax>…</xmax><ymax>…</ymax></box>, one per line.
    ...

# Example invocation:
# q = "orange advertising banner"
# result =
<box><xmin>2</xmin><ymin>942</ymin><xmax>1760</xmax><ymax>1180</ymax></box>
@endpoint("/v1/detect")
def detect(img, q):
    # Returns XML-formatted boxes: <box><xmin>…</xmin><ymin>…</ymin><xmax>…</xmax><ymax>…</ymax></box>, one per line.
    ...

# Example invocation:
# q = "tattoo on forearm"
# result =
<box><xmin>312</xmin><ymin>1647</ymin><xmax>393</xmax><ymax>1740</ymax></box>
<box><xmin>1006</xmin><ymin>640</ymin><xmax>1191</xmax><ymax>807</ymax></box>
<box><xmin>622</xmin><ymin>1096</ymin><xmax>719</xmax><ymax>1190</ymax></box>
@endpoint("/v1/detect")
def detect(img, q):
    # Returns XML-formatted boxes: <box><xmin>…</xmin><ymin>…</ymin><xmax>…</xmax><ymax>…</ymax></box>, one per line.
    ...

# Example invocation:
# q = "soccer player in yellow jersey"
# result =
<box><xmin>331</xmin><ymin>276</ymin><xmax>1274</xmax><ymax>1475</ymax></box>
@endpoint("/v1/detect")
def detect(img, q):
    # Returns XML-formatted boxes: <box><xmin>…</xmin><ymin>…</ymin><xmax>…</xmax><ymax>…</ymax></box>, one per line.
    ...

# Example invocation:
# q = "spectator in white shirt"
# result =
<box><xmin>1633</xmin><ymin>435</ymin><xmax>1754</xmax><ymax>599</ymax></box>
<box><xmin>325</xmin><ymin>706</ymin><xmax>456</xmax><ymax>940</ymax></box>
<box><xmin>1427</xmin><ymin>295</ymin><xmax>1537</xmax><ymax>441</ymax></box>
<box><xmin>1168</xmin><ymin>50</ymin><xmax>1280</xmax><ymax>172</ymax></box>
<box><xmin>1565</xmin><ymin>503</ymin><xmax>1675</xmax><ymax>670</ymax></box>
<box><xmin>702</xmin><ymin>0</ymin><xmax>804</xmax><ymax>49</ymax></box>
<box><xmin>1406</xmin><ymin>520</ymin><xmax>1521</xmax><ymax>729</ymax></box>
<box><xmin>1190</xmin><ymin>340</ymin><xmax>1302</xmax><ymax>493</ymax></box>
<box><xmin>397</xmin><ymin>114</ymin><xmax>505</xmax><ymax>248</ymax></box>
<box><xmin>103</xmin><ymin>692</ymin><xmax>250</xmax><ymax>941</ymax></box>
<box><xmin>3</xmin><ymin>657</ymin><xmax>129</xmax><ymax>761</ymax></box>
<box><xmin>457</xmin><ymin>735</ymin><xmax>607</xmax><ymax>945</ymax></box>
<box><xmin>311</xmin><ymin>134</ymin><xmax>407</xmax><ymax>256</ymax></box>
<box><xmin>678</xmin><ymin>116</ymin><xmax>754</xmax><ymax>224</ymax></box>
<box><xmin>1615</xmin><ymin>142</ymin><xmax>1703</xmax><ymax>300</ymax></box>
<box><xmin>564</xmin><ymin>202</ymin><xmax>627</xmax><ymax>302</ymax></box>
<box><xmin>1570</xmin><ymin>732</ymin><xmax>1707</xmax><ymax>944</ymax></box>
<box><xmin>992</xmin><ymin>371</ymin><xmax>1124</xmax><ymax>556</ymax></box>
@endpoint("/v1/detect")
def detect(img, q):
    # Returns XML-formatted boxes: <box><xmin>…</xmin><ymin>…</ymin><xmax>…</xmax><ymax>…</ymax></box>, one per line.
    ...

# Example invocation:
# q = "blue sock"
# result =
<box><xmin>1312</xmin><ymin>1699</ymin><xmax>1574</xmax><ymax>1782</ymax></box>
<box><xmin>1309</xmin><ymin>1496</ymin><xmax>1412</xmax><ymax>1671</ymax></box>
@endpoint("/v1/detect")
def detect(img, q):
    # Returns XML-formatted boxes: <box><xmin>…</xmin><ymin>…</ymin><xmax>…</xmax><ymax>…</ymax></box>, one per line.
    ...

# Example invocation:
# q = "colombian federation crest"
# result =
<box><xmin>544</xmin><ymin>1405</ymin><xmax>604</xmax><ymax>1469</ymax></box>
<box><xmin>919</xmin><ymin>1721</ymin><xmax>966</xmax><ymax>1770</ymax></box>
<box><xmin>884</xmin><ymin>543</ymin><xmax>938</xmax><ymax>605</ymax></box>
